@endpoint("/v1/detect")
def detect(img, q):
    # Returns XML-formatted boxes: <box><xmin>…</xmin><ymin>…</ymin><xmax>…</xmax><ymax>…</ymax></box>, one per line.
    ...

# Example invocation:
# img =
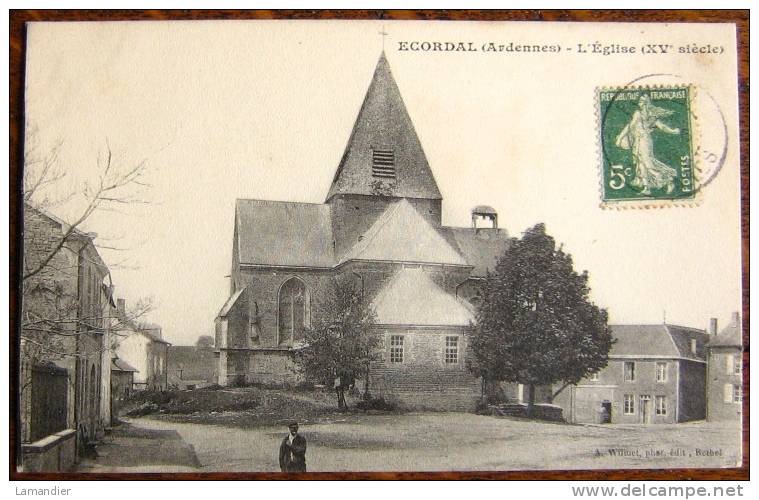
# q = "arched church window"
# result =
<box><xmin>278</xmin><ymin>278</ymin><xmax>310</xmax><ymax>345</ymax></box>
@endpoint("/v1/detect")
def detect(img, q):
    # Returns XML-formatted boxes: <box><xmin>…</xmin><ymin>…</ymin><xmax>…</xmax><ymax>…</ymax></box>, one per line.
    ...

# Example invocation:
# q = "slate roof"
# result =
<box><xmin>610</xmin><ymin>324</ymin><xmax>708</xmax><ymax>362</ymax></box>
<box><xmin>340</xmin><ymin>199</ymin><xmax>468</xmax><ymax>266</ymax></box>
<box><xmin>372</xmin><ymin>267</ymin><xmax>475</xmax><ymax>326</ymax></box>
<box><xmin>709</xmin><ymin>320</ymin><xmax>742</xmax><ymax>348</ymax></box>
<box><xmin>235</xmin><ymin>199</ymin><xmax>335</xmax><ymax>268</ymax></box>
<box><xmin>325</xmin><ymin>53</ymin><xmax>442</xmax><ymax>202</ymax></box>
<box><xmin>439</xmin><ymin>227</ymin><xmax>510</xmax><ymax>277</ymax></box>
<box><xmin>111</xmin><ymin>358</ymin><xmax>138</xmax><ymax>372</ymax></box>
<box><xmin>140</xmin><ymin>329</ymin><xmax>171</xmax><ymax>345</ymax></box>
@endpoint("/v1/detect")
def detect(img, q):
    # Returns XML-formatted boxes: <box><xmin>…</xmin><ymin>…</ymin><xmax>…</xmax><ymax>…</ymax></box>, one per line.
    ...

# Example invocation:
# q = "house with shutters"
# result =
<box><xmin>706</xmin><ymin>313</ymin><xmax>743</xmax><ymax>422</ymax></box>
<box><xmin>214</xmin><ymin>52</ymin><xmax>509</xmax><ymax>410</ymax></box>
<box><xmin>554</xmin><ymin>324</ymin><xmax>709</xmax><ymax>424</ymax></box>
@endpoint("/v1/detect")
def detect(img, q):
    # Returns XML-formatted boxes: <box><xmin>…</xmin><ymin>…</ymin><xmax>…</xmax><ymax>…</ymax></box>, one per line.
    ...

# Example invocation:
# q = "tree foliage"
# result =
<box><xmin>196</xmin><ymin>335</ymin><xmax>214</xmax><ymax>348</ymax></box>
<box><xmin>468</xmin><ymin>223</ymin><xmax>614</xmax><ymax>406</ymax></box>
<box><xmin>296</xmin><ymin>277</ymin><xmax>379</xmax><ymax>408</ymax></box>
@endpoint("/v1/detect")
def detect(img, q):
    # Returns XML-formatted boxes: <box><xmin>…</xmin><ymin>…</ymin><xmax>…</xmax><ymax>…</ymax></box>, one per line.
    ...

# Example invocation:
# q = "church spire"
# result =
<box><xmin>325</xmin><ymin>53</ymin><xmax>442</xmax><ymax>202</ymax></box>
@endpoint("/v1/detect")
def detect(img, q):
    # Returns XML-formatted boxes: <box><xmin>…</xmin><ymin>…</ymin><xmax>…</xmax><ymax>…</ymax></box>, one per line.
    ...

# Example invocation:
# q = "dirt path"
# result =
<box><xmin>131</xmin><ymin>413</ymin><xmax>742</xmax><ymax>472</ymax></box>
<box><xmin>76</xmin><ymin>421</ymin><xmax>201</xmax><ymax>473</ymax></box>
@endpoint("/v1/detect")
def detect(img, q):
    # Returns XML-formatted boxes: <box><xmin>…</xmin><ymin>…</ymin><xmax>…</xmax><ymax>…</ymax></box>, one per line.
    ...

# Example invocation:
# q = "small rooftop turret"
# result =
<box><xmin>471</xmin><ymin>205</ymin><xmax>498</xmax><ymax>229</ymax></box>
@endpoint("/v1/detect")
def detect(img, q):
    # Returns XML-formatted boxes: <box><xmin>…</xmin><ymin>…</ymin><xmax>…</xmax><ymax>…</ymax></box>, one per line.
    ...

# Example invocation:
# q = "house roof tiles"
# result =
<box><xmin>235</xmin><ymin>199</ymin><xmax>335</xmax><ymax>268</ymax></box>
<box><xmin>708</xmin><ymin>321</ymin><xmax>742</xmax><ymax>348</ymax></box>
<box><xmin>610</xmin><ymin>324</ymin><xmax>708</xmax><ymax>362</ymax></box>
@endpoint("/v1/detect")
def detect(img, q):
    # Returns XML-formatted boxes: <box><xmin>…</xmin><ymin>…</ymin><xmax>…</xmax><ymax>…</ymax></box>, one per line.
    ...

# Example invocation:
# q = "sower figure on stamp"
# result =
<box><xmin>279</xmin><ymin>421</ymin><xmax>307</xmax><ymax>472</ymax></box>
<box><xmin>615</xmin><ymin>95</ymin><xmax>680</xmax><ymax>195</ymax></box>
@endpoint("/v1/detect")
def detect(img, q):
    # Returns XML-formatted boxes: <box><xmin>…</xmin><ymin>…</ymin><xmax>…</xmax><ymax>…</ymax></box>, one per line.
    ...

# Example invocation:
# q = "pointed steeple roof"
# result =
<box><xmin>339</xmin><ymin>199</ymin><xmax>467</xmax><ymax>266</ymax></box>
<box><xmin>326</xmin><ymin>53</ymin><xmax>442</xmax><ymax>202</ymax></box>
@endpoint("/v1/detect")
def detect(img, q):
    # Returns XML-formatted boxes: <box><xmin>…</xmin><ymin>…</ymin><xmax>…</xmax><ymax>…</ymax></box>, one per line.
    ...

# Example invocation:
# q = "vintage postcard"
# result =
<box><xmin>15</xmin><ymin>17</ymin><xmax>743</xmax><ymax>475</ymax></box>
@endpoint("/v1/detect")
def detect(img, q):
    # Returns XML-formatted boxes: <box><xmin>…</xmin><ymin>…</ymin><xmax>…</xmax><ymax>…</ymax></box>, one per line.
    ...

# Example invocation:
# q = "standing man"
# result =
<box><xmin>279</xmin><ymin>421</ymin><xmax>307</xmax><ymax>472</ymax></box>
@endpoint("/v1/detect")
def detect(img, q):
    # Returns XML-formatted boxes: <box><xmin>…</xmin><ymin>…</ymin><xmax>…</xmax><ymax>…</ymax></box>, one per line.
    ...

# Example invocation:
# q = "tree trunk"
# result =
<box><xmin>527</xmin><ymin>384</ymin><xmax>536</xmax><ymax>418</ymax></box>
<box><xmin>363</xmin><ymin>362</ymin><xmax>371</xmax><ymax>401</ymax></box>
<box><xmin>335</xmin><ymin>386</ymin><xmax>345</xmax><ymax>410</ymax></box>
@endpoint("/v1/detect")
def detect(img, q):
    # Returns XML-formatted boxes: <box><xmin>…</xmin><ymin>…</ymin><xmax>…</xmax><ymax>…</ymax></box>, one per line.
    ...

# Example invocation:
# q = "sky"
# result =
<box><xmin>23</xmin><ymin>20</ymin><xmax>742</xmax><ymax>346</ymax></box>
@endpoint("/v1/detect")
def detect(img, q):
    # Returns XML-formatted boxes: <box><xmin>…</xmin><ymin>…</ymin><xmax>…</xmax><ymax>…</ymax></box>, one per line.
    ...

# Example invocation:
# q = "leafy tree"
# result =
<box><xmin>296</xmin><ymin>277</ymin><xmax>378</xmax><ymax>409</ymax></box>
<box><xmin>196</xmin><ymin>335</ymin><xmax>214</xmax><ymax>348</ymax></box>
<box><xmin>468</xmin><ymin>223</ymin><xmax>614</xmax><ymax>415</ymax></box>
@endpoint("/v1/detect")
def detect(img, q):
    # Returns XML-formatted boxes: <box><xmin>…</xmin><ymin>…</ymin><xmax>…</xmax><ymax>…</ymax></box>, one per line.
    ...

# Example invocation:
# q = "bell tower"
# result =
<box><xmin>326</xmin><ymin>53</ymin><xmax>443</xmax><ymax>257</ymax></box>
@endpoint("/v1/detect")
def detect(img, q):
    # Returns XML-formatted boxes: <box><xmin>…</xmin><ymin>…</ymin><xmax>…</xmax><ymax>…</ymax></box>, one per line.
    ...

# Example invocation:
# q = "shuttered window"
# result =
<box><xmin>656</xmin><ymin>362</ymin><xmax>668</xmax><ymax>382</ymax></box>
<box><xmin>372</xmin><ymin>148</ymin><xmax>396</xmax><ymax>178</ymax></box>
<box><xmin>723</xmin><ymin>384</ymin><xmax>733</xmax><ymax>403</ymax></box>
<box><xmin>655</xmin><ymin>395</ymin><xmax>667</xmax><ymax>415</ymax></box>
<box><xmin>733</xmin><ymin>385</ymin><xmax>742</xmax><ymax>403</ymax></box>
<box><xmin>624</xmin><ymin>362</ymin><xmax>635</xmax><ymax>382</ymax></box>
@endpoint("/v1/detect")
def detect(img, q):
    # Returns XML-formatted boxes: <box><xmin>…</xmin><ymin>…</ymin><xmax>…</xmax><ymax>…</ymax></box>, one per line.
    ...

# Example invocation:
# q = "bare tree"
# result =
<box><xmin>21</xmin><ymin>124</ymin><xmax>153</xmax><ymax>367</ymax></box>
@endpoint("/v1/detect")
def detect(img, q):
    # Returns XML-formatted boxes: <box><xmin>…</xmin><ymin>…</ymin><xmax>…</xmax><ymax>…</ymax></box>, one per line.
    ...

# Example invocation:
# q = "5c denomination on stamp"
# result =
<box><xmin>599</xmin><ymin>85</ymin><xmax>696</xmax><ymax>207</ymax></box>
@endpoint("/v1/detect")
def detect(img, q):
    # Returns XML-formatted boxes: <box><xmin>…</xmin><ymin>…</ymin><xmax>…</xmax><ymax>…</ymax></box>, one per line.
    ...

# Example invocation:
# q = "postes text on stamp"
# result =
<box><xmin>599</xmin><ymin>86</ymin><xmax>695</xmax><ymax>205</ymax></box>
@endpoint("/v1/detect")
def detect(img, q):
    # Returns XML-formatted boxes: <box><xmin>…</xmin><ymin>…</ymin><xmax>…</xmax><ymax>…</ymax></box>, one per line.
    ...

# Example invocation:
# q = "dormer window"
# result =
<box><xmin>690</xmin><ymin>339</ymin><xmax>697</xmax><ymax>354</ymax></box>
<box><xmin>372</xmin><ymin>148</ymin><xmax>396</xmax><ymax>178</ymax></box>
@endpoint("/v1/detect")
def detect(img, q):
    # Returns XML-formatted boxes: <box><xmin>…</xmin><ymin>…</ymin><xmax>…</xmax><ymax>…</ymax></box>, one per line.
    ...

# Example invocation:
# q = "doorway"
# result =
<box><xmin>640</xmin><ymin>395</ymin><xmax>652</xmax><ymax>424</ymax></box>
<box><xmin>601</xmin><ymin>401</ymin><xmax>612</xmax><ymax>423</ymax></box>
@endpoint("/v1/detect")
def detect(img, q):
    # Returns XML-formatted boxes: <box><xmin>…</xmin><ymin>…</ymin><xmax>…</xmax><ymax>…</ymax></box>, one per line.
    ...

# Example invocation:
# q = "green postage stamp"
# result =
<box><xmin>598</xmin><ymin>86</ymin><xmax>696</xmax><ymax>206</ymax></box>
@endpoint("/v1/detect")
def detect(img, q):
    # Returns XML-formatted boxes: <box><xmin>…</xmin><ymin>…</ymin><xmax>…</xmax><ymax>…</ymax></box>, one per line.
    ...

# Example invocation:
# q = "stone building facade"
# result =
<box><xmin>215</xmin><ymin>53</ymin><xmax>509</xmax><ymax>410</ymax></box>
<box><xmin>706</xmin><ymin>313</ymin><xmax>743</xmax><ymax>422</ymax></box>
<box><xmin>554</xmin><ymin>324</ymin><xmax>709</xmax><ymax>424</ymax></box>
<box><xmin>21</xmin><ymin>206</ymin><xmax>114</xmax><ymax>470</ymax></box>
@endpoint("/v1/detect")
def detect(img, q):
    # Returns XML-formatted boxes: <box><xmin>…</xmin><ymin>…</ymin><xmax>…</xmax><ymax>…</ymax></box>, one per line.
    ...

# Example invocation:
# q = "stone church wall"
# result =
<box><xmin>236</xmin><ymin>269</ymin><xmax>334</xmax><ymax>348</ymax></box>
<box><xmin>248</xmin><ymin>350</ymin><xmax>303</xmax><ymax>386</ymax></box>
<box><xmin>370</xmin><ymin>327</ymin><xmax>480</xmax><ymax>411</ymax></box>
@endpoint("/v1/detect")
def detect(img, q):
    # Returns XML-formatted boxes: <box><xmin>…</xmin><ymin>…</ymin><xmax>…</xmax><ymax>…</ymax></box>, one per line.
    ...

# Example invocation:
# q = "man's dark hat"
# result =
<box><xmin>288</xmin><ymin>421</ymin><xmax>299</xmax><ymax>427</ymax></box>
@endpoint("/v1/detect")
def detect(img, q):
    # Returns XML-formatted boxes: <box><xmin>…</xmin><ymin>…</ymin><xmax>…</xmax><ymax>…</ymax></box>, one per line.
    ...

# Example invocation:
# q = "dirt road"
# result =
<box><xmin>130</xmin><ymin>413</ymin><xmax>742</xmax><ymax>472</ymax></box>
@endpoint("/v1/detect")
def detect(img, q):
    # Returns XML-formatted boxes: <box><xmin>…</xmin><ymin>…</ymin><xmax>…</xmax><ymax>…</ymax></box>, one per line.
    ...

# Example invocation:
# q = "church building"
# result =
<box><xmin>214</xmin><ymin>53</ymin><xmax>509</xmax><ymax>410</ymax></box>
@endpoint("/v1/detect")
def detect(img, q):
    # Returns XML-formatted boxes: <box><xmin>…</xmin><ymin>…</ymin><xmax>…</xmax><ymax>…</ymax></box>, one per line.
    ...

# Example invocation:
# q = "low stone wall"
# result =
<box><xmin>21</xmin><ymin>429</ymin><xmax>77</xmax><ymax>472</ymax></box>
<box><xmin>248</xmin><ymin>350</ymin><xmax>303</xmax><ymax>386</ymax></box>
<box><xmin>490</xmin><ymin>403</ymin><xmax>565</xmax><ymax>422</ymax></box>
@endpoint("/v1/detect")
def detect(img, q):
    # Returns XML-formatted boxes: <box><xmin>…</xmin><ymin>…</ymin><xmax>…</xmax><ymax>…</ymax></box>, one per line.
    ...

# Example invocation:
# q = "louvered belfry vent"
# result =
<box><xmin>372</xmin><ymin>148</ymin><xmax>396</xmax><ymax>178</ymax></box>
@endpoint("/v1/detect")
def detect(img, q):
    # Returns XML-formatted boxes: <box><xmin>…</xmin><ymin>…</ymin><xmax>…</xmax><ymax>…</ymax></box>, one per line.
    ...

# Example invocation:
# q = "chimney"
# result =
<box><xmin>117</xmin><ymin>298</ymin><xmax>126</xmax><ymax>318</ymax></box>
<box><xmin>708</xmin><ymin>318</ymin><xmax>718</xmax><ymax>336</ymax></box>
<box><xmin>731</xmin><ymin>311</ymin><xmax>740</xmax><ymax>327</ymax></box>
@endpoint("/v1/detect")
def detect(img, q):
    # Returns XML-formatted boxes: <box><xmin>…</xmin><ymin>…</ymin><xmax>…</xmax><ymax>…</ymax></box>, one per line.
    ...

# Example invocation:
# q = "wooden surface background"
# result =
<box><xmin>8</xmin><ymin>9</ymin><xmax>749</xmax><ymax>481</ymax></box>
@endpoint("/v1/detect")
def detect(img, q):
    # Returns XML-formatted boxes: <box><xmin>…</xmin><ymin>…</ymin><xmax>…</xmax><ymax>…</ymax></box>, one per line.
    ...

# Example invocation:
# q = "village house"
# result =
<box><xmin>554</xmin><ymin>323</ymin><xmax>709</xmax><ymax>424</ymax></box>
<box><xmin>706</xmin><ymin>312</ymin><xmax>743</xmax><ymax>422</ymax></box>
<box><xmin>214</xmin><ymin>53</ymin><xmax>509</xmax><ymax>410</ymax></box>
<box><xmin>109</xmin><ymin>357</ymin><xmax>138</xmax><ymax>422</ymax></box>
<box><xmin>20</xmin><ymin>205</ymin><xmax>114</xmax><ymax>471</ymax></box>
<box><xmin>114</xmin><ymin>300</ymin><xmax>170</xmax><ymax>392</ymax></box>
